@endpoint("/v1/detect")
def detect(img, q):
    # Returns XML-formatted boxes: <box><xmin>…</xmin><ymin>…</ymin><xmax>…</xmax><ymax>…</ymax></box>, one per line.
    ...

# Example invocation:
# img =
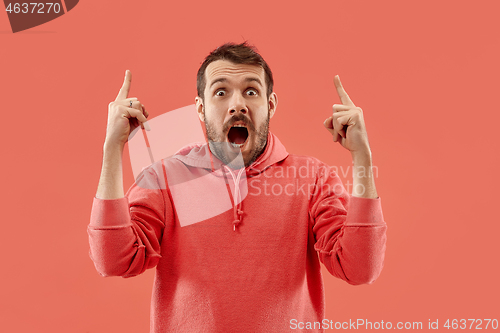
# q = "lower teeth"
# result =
<box><xmin>230</xmin><ymin>142</ymin><xmax>244</xmax><ymax>148</ymax></box>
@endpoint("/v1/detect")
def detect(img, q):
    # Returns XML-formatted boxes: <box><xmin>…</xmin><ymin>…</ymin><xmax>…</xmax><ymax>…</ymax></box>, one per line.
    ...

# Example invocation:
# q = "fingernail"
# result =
<box><xmin>143</xmin><ymin>121</ymin><xmax>151</xmax><ymax>131</ymax></box>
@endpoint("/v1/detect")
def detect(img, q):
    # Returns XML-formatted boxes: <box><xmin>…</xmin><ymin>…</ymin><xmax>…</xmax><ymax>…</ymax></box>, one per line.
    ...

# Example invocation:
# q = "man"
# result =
<box><xmin>88</xmin><ymin>42</ymin><xmax>387</xmax><ymax>332</ymax></box>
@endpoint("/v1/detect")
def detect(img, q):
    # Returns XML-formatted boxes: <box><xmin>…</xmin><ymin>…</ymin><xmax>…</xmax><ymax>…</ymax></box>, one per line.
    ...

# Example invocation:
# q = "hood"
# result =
<box><xmin>169</xmin><ymin>131</ymin><xmax>288</xmax><ymax>231</ymax></box>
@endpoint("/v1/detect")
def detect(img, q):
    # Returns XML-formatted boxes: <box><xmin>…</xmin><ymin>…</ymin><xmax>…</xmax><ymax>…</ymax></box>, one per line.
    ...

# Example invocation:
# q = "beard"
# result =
<box><xmin>203</xmin><ymin>107</ymin><xmax>270</xmax><ymax>168</ymax></box>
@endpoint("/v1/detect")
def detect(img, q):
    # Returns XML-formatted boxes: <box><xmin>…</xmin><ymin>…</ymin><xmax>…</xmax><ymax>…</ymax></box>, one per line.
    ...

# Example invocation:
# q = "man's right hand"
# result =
<box><xmin>96</xmin><ymin>70</ymin><xmax>149</xmax><ymax>199</ymax></box>
<box><xmin>105</xmin><ymin>70</ymin><xmax>150</xmax><ymax>149</ymax></box>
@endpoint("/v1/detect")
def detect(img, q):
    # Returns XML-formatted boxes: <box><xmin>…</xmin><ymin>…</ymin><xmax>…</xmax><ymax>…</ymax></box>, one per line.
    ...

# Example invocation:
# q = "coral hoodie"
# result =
<box><xmin>88</xmin><ymin>131</ymin><xmax>387</xmax><ymax>333</ymax></box>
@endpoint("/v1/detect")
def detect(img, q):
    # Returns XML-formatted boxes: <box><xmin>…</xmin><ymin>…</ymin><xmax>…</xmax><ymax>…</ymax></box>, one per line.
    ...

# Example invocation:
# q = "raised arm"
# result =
<box><xmin>96</xmin><ymin>70</ymin><xmax>149</xmax><ymax>200</ymax></box>
<box><xmin>88</xmin><ymin>71</ymin><xmax>164</xmax><ymax>278</ymax></box>
<box><xmin>323</xmin><ymin>75</ymin><xmax>377</xmax><ymax>199</ymax></box>
<box><xmin>316</xmin><ymin>76</ymin><xmax>386</xmax><ymax>284</ymax></box>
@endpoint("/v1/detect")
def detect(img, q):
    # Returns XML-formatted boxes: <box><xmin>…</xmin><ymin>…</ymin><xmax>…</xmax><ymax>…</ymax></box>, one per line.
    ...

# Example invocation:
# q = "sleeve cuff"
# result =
<box><xmin>89</xmin><ymin>197</ymin><xmax>131</xmax><ymax>227</ymax></box>
<box><xmin>345</xmin><ymin>195</ymin><xmax>385</xmax><ymax>225</ymax></box>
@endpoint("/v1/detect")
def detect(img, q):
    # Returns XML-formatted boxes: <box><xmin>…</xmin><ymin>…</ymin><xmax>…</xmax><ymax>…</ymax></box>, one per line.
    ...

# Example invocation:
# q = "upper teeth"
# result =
<box><xmin>233</xmin><ymin>124</ymin><xmax>246</xmax><ymax>127</ymax></box>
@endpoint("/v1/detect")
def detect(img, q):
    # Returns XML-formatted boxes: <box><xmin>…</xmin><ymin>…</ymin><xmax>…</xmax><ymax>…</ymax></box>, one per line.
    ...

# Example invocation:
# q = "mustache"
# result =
<box><xmin>223</xmin><ymin>114</ymin><xmax>255</xmax><ymax>132</ymax></box>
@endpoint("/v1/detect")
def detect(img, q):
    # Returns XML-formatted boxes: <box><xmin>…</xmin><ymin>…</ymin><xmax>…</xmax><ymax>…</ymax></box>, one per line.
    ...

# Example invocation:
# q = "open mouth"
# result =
<box><xmin>227</xmin><ymin>125</ymin><xmax>249</xmax><ymax>148</ymax></box>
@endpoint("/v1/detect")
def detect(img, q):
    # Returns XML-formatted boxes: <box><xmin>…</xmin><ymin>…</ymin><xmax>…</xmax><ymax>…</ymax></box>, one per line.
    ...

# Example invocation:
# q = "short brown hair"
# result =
<box><xmin>196</xmin><ymin>42</ymin><xmax>274</xmax><ymax>100</ymax></box>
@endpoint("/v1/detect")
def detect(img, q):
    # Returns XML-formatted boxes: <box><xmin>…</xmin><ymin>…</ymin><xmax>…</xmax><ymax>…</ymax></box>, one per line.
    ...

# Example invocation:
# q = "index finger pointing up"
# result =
<box><xmin>116</xmin><ymin>70</ymin><xmax>132</xmax><ymax>101</ymax></box>
<box><xmin>334</xmin><ymin>75</ymin><xmax>355</xmax><ymax>107</ymax></box>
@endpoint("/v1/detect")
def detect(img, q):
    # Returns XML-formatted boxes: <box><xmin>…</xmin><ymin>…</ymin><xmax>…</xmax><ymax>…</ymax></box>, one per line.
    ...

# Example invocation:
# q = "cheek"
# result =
<box><xmin>204</xmin><ymin>105</ymin><xmax>220</xmax><ymax>121</ymax></box>
<box><xmin>204</xmin><ymin>112</ymin><xmax>225</xmax><ymax>133</ymax></box>
<box><xmin>253</xmin><ymin>109</ymin><xmax>270</xmax><ymax>125</ymax></box>
<box><xmin>205</xmin><ymin>102</ymin><xmax>226</xmax><ymax>119</ymax></box>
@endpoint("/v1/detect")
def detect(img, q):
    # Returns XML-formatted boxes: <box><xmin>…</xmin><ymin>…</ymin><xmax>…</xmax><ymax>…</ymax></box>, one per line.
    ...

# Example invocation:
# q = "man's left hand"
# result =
<box><xmin>323</xmin><ymin>75</ymin><xmax>371</xmax><ymax>157</ymax></box>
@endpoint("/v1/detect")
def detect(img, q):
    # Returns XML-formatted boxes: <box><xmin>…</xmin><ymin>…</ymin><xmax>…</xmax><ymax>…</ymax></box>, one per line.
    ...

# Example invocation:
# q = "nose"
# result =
<box><xmin>228</xmin><ymin>92</ymin><xmax>248</xmax><ymax>115</ymax></box>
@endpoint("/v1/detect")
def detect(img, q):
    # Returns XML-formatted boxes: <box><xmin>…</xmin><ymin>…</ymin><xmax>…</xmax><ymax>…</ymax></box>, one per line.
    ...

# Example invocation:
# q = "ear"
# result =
<box><xmin>195</xmin><ymin>96</ymin><xmax>205</xmax><ymax>122</ymax></box>
<box><xmin>268</xmin><ymin>92</ymin><xmax>278</xmax><ymax>119</ymax></box>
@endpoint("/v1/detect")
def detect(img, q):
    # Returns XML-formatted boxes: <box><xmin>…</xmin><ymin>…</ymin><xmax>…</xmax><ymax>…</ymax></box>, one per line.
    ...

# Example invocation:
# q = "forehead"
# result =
<box><xmin>205</xmin><ymin>60</ymin><xmax>265</xmax><ymax>86</ymax></box>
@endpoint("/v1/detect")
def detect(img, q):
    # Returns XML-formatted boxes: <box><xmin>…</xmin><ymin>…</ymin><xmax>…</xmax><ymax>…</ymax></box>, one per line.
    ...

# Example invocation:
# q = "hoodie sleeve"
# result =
<box><xmin>310</xmin><ymin>164</ymin><xmax>387</xmax><ymax>285</ymax></box>
<box><xmin>87</xmin><ymin>165</ymin><xmax>169</xmax><ymax>278</ymax></box>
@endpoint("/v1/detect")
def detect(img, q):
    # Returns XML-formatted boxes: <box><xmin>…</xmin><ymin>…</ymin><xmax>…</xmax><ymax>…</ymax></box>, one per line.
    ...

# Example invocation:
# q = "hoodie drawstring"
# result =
<box><xmin>224</xmin><ymin>166</ymin><xmax>246</xmax><ymax>231</ymax></box>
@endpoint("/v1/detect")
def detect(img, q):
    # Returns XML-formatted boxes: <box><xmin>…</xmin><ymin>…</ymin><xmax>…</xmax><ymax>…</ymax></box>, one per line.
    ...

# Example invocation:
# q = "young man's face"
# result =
<box><xmin>195</xmin><ymin>60</ymin><xmax>278</xmax><ymax>167</ymax></box>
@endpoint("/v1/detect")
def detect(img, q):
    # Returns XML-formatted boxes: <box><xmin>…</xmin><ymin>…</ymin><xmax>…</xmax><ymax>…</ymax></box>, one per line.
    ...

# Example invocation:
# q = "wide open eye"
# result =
<box><xmin>246</xmin><ymin>88</ymin><xmax>258</xmax><ymax>96</ymax></box>
<box><xmin>215</xmin><ymin>90</ymin><xmax>226</xmax><ymax>97</ymax></box>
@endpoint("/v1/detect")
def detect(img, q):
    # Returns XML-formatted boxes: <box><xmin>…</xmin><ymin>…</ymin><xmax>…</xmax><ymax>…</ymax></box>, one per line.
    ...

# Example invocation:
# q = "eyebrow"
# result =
<box><xmin>209</xmin><ymin>77</ymin><xmax>263</xmax><ymax>89</ymax></box>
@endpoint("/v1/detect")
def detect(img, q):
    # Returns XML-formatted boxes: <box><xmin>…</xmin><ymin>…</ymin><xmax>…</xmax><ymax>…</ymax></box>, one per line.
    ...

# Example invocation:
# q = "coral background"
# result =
<box><xmin>1</xmin><ymin>1</ymin><xmax>499</xmax><ymax>331</ymax></box>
